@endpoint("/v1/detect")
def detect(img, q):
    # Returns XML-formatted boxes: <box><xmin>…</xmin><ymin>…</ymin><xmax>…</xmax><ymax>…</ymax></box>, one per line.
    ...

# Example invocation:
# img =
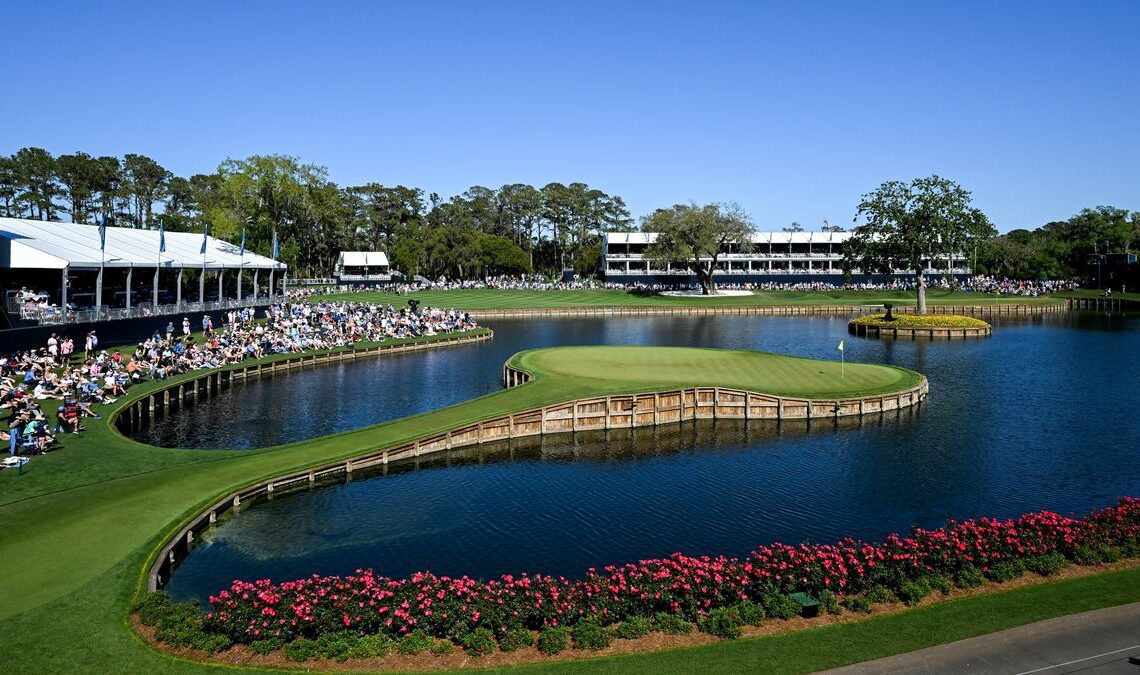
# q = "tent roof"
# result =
<box><xmin>338</xmin><ymin>251</ymin><xmax>389</xmax><ymax>267</ymax></box>
<box><xmin>0</xmin><ymin>218</ymin><xmax>287</xmax><ymax>271</ymax></box>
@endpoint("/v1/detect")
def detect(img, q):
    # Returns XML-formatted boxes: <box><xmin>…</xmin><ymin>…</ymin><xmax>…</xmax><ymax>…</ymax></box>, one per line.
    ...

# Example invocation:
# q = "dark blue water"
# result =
<box><xmin>163</xmin><ymin>312</ymin><xmax>1140</xmax><ymax>604</ymax></box>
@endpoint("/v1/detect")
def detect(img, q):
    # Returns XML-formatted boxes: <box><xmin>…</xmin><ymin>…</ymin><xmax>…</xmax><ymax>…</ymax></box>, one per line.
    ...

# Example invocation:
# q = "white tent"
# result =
<box><xmin>0</xmin><ymin>218</ymin><xmax>285</xmax><ymax>270</ymax></box>
<box><xmin>0</xmin><ymin>218</ymin><xmax>287</xmax><ymax>316</ymax></box>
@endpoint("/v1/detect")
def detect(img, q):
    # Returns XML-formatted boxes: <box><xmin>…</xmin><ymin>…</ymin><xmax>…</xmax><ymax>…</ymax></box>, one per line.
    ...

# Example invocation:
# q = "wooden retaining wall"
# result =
<box><xmin>147</xmin><ymin>368</ymin><xmax>928</xmax><ymax>592</ymax></box>
<box><xmin>472</xmin><ymin>303</ymin><xmax>1067</xmax><ymax>320</ymax></box>
<box><xmin>1068</xmin><ymin>297</ymin><xmax>1137</xmax><ymax>312</ymax></box>
<box><xmin>112</xmin><ymin>331</ymin><xmax>493</xmax><ymax>435</ymax></box>
<box><xmin>847</xmin><ymin>322</ymin><xmax>993</xmax><ymax>339</ymax></box>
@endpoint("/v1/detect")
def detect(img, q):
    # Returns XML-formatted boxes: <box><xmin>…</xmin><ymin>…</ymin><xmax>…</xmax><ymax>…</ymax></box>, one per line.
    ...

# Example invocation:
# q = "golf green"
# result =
<box><xmin>512</xmin><ymin>346</ymin><xmax>920</xmax><ymax>398</ymax></box>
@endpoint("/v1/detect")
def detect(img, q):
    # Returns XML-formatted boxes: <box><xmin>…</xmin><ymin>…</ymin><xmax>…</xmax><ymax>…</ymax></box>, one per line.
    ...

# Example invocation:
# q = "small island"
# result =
<box><xmin>849</xmin><ymin>305</ymin><xmax>992</xmax><ymax>339</ymax></box>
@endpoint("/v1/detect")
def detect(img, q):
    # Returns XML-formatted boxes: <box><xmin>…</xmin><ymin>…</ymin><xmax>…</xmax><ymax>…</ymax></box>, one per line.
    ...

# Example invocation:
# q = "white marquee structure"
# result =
<box><xmin>0</xmin><ymin>218</ymin><xmax>287</xmax><ymax>324</ymax></box>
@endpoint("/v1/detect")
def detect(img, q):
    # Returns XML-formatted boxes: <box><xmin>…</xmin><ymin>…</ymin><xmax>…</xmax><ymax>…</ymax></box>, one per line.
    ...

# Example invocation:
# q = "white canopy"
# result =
<box><xmin>0</xmin><ymin>218</ymin><xmax>287</xmax><ymax>271</ymax></box>
<box><xmin>338</xmin><ymin>251</ymin><xmax>389</xmax><ymax>267</ymax></box>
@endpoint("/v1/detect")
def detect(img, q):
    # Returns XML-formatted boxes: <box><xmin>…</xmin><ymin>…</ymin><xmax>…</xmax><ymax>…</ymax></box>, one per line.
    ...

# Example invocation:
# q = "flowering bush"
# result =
<box><xmin>851</xmin><ymin>313</ymin><xmax>990</xmax><ymax>328</ymax></box>
<box><xmin>192</xmin><ymin>498</ymin><xmax>1139</xmax><ymax>651</ymax></box>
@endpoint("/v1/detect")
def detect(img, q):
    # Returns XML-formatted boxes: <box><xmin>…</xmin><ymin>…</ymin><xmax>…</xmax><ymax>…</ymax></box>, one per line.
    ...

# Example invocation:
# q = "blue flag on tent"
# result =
<box><xmin>240</xmin><ymin>228</ymin><xmax>246</xmax><ymax>257</ymax></box>
<box><xmin>272</xmin><ymin>230</ymin><xmax>279</xmax><ymax>259</ymax></box>
<box><xmin>98</xmin><ymin>216</ymin><xmax>107</xmax><ymax>252</ymax></box>
<box><xmin>200</xmin><ymin>225</ymin><xmax>208</xmax><ymax>255</ymax></box>
<box><xmin>158</xmin><ymin>222</ymin><xmax>166</xmax><ymax>254</ymax></box>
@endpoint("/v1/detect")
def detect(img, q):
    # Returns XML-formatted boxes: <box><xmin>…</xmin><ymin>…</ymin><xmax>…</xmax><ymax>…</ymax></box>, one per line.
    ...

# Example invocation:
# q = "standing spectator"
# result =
<box><xmin>60</xmin><ymin>336</ymin><xmax>74</xmax><ymax>364</ymax></box>
<box><xmin>46</xmin><ymin>334</ymin><xmax>59</xmax><ymax>364</ymax></box>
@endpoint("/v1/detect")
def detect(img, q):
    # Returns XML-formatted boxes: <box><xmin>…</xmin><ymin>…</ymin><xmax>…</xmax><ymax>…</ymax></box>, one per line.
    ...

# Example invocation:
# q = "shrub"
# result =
<box><xmin>499</xmin><ymin>626</ymin><xmax>534</xmax><ymax>652</ymax></box>
<box><xmin>698</xmin><ymin>607</ymin><xmax>744</xmax><ymax>639</ymax></box>
<box><xmin>1025</xmin><ymin>553</ymin><xmax>1068</xmax><ymax>576</ymax></box>
<box><xmin>249</xmin><ymin>637</ymin><xmax>285</xmax><ymax>656</ymax></box>
<box><xmin>736</xmin><ymin>601</ymin><xmax>766</xmax><ymax>626</ymax></box>
<box><xmin>537</xmin><ymin>626</ymin><xmax>571</xmax><ymax>655</ymax></box>
<box><xmin>898</xmin><ymin>578</ymin><xmax>933</xmax><ymax>606</ymax></box>
<box><xmin>1073</xmin><ymin>544</ymin><xmax>1122</xmax><ymax>565</ymax></box>
<box><xmin>397</xmin><ymin>629</ymin><xmax>435</xmax><ymax>655</ymax></box>
<box><xmin>844</xmin><ymin>596</ymin><xmax>873</xmax><ymax>614</ymax></box>
<box><xmin>460</xmin><ymin>628</ymin><xmax>497</xmax><ymax>657</ymax></box>
<box><xmin>134</xmin><ymin>592</ymin><xmax>174</xmax><ymax>626</ymax></box>
<box><xmin>654</xmin><ymin>612</ymin><xmax>694</xmax><ymax>635</ymax></box>
<box><xmin>315</xmin><ymin>631</ymin><xmax>359</xmax><ymax>661</ymax></box>
<box><xmin>984</xmin><ymin>560</ymin><xmax>1026</xmax><ymax>583</ymax></box>
<box><xmin>614</xmin><ymin>616</ymin><xmax>652</xmax><ymax>639</ymax></box>
<box><xmin>572</xmin><ymin>620</ymin><xmax>611</xmax><ymax>650</ymax></box>
<box><xmin>818</xmin><ymin>590</ymin><xmax>842</xmax><ymax>615</ymax></box>
<box><xmin>191</xmin><ymin>632</ymin><xmax>232</xmax><ymax>654</ymax></box>
<box><xmin>282</xmin><ymin>638</ymin><xmax>318</xmax><ymax>662</ymax></box>
<box><xmin>928</xmin><ymin>574</ymin><xmax>953</xmax><ymax>594</ymax></box>
<box><xmin>955</xmin><ymin>565</ymin><xmax>986</xmax><ymax>588</ymax></box>
<box><xmin>762</xmin><ymin>592</ymin><xmax>801</xmax><ymax>620</ymax></box>
<box><xmin>431</xmin><ymin>639</ymin><xmax>454</xmax><ymax>656</ymax></box>
<box><xmin>348</xmin><ymin>633</ymin><xmax>395</xmax><ymax>659</ymax></box>
<box><xmin>153</xmin><ymin>603</ymin><xmax>216</xmax><ymax>650</ymax></box>
<box><xmin>864</xmin><ymin>585</ymin><xmax>896</xmax><ymax>604</ymax></box>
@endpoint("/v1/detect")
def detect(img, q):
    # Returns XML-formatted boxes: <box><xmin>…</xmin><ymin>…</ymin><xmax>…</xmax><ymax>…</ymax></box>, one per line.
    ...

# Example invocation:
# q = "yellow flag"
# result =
<box><xmin>837</xmin><ymin>341</ymin><xmax>844</xmax><ymax>352</ymax></box>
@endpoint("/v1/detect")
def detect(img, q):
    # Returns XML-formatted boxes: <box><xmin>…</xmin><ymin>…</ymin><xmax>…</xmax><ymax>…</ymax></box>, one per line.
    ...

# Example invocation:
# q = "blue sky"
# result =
<box><xmin>3</xmin><ymin>1</ymin><xmax>1137</xmax><ymax>232</ymax></box>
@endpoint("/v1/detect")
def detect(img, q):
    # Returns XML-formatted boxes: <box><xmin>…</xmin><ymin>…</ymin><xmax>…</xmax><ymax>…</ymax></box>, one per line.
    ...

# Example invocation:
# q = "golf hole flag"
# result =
<box><xmin>837</xmin><ymin>341</ymin><xmax>844</xmax><ymax>352</ymax></box>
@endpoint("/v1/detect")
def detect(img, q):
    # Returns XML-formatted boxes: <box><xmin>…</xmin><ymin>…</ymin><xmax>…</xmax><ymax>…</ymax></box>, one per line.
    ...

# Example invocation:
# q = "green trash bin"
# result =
<box><xmin>789</xmin><ymin>592</ymin><xmax>820</xmax><ymax>618</ymax></box>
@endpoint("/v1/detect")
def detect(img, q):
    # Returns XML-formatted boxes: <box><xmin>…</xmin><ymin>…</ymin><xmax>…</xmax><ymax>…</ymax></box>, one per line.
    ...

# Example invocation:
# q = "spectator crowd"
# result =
<box><xmin>2</xmin><ymin>301</ymin><xmax>479</xmax><ymax>461</ymax></box>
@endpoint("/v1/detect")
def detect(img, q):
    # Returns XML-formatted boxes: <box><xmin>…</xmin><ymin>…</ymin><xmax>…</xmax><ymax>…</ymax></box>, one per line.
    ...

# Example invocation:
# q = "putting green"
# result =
<box><xmin>513</xmin><ymin>346</ymin><xmax>920</xmax><ymax>398</ymax></box>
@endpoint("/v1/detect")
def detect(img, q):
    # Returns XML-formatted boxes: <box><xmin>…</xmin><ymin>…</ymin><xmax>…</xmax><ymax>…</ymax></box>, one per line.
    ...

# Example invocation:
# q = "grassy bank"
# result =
<box><xmin>315</xmin><ymin>288</ymin><xmax>1065</xmax><ymax>310</ymax></box>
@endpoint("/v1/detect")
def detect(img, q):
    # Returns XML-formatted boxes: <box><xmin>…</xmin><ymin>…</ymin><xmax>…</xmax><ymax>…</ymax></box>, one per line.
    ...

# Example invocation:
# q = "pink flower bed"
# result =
<box><xmin>203</xmin><ymin>497</ymin><xmax>1140</xmax><ymax>643</ymax></box>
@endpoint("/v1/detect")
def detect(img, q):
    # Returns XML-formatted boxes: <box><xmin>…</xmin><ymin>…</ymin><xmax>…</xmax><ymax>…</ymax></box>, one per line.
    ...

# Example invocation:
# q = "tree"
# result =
<box><xmin>844</xmin><ymin>175</ymin><xmax>994</xmax><ymax>314</ymax></box>
<box><xmin>123</xmin><ymin>154</ymin><xmax>171</xmax><ymax>228</ymax></box>
<box><xmin>12</xmin><ymin>147</ymin><xmax>60</xmax><ymax>220</ymax></box>
<box><xmin>474</xmin><ymin>233</ymin><xmax>530</xmax><ymax>277</ymax></box>
<box><xmin>91</xmin><ymin>156</ymin><xmax>123</xmax><ymax>223</ymax></box>
<box><xmin>0</xmin><ymin>155</ymin><xmax>17</xmax><ymax>217</ymax></box>
<box><xmin>56</xmin><ymin>152</ymin><xmax>100</xmax><ymax>223</ymax></box>
<box><xmin>643</xmin><ymin>202</ymin><xmax>755</xmax><ymax>295</ymax></box>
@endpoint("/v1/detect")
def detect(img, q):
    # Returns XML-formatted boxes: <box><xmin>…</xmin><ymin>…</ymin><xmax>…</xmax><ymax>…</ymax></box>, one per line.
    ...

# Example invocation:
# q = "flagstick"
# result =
<box><xmin>841</xmin><ymin>349</ymin><xmax>845</xmax><ymax>380</ymax></box>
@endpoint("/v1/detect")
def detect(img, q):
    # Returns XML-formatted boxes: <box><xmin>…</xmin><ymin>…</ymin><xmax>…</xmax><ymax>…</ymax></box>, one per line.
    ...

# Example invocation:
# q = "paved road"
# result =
<box><xmin>825</xmin><ymin>602</ymin><xmax>1140</xmax><ymax>674</ymax></box>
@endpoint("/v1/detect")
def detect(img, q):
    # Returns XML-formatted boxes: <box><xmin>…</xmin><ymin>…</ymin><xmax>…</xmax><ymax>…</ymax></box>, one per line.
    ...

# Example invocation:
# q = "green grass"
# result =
<box><xmin>513</xmin><ymin>346</ymin><xmax>921</xmax><ymax>398</ymax></box>
<box><xmin>0</xmin><ymin>324</ymin><xmax>1126</xmax><ymax>674</ymax></box>
<box><xmin>316</xmin><ymin>287</ymin><xmax>1066</xmax><ymax>309</ymax></box>
<box><xmin>1055</xmin><ymin>289</ymin><xmax>1140</xmax><ymax>302</ymax></box>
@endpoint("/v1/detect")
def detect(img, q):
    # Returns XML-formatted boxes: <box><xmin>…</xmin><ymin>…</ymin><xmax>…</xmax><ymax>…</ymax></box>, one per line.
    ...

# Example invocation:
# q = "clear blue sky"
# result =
<box><xmin>3</xmin><ymin>0</ymin><xmax>1137</xmax><ymax>232</ymax></box>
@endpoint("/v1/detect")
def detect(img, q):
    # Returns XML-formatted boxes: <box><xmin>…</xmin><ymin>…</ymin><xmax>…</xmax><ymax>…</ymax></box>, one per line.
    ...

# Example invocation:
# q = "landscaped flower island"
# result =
<box><xmin>848</xmin><ymin>312</ymin><xmax>993</xmax><ymax>338</ymax></box>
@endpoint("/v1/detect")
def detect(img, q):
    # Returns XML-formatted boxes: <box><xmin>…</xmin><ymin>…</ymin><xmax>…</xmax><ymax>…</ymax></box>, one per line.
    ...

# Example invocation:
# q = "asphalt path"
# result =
<box><xmin>825</xmin><ymin>602</ymin><xmax>1140</xmax><ymax>674</ymax></box>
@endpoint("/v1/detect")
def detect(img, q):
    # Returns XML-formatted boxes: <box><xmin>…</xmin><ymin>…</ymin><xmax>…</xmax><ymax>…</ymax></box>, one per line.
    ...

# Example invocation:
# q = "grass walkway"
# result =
<box><xmin>316</xmin><ymin>288</ymin><xmax>1066</xmax><ymax>310</ymax></box>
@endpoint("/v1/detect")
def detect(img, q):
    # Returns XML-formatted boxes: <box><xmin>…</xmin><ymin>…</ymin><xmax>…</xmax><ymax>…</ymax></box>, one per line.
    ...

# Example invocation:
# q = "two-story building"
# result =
<box><xmin>602</xmin><ymin>231</ymin><xmax>970</xmax><ymax>285</ymax></box>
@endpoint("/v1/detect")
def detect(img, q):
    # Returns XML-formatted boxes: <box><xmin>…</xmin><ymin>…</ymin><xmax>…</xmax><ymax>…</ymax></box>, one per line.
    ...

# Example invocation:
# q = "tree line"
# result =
<box><xmin>0</xmin><ymin>148</ymin><xmax>633</xmax><ymax>278</ymax></box>
<box><xmin>978</xmin><ymin>206</ymin><xmax>1140</xmax><ymax>280</ymax></box>
<box><xmin>1</xmin><ymin>146</ymin><xmax>1134</xmax><ymax>283</ymax></box>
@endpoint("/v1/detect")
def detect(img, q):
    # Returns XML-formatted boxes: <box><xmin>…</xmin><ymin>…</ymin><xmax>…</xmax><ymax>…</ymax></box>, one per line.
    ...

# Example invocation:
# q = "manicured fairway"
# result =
<box><xmin>0</xmin><ymin>330</ymin><xmax>1127</xmax><ymax>674</ymax></box>
<box><xmin>514</xmin><ymin>346</ymin><xmax>920</xmax><ymax>398</ymax></box>
<box><xmin>316</xmin><ymin>287</ymin><xmax>1066</xmax><ymax>309</ymax></box>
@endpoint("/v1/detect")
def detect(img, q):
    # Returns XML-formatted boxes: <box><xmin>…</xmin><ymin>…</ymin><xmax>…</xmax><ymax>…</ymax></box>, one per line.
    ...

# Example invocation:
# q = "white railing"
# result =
<box><xmin>11</xmin><ymin>296</ymin><xmax>278</xmax><ymax>326</ymax></box>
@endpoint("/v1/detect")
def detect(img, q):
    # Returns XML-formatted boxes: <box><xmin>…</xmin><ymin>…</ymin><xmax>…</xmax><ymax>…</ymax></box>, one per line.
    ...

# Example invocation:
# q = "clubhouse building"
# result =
<box><xmin>602</xmin><ymin>231</ymin><xmax>971</xmax><ymax>284</ymax></box>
